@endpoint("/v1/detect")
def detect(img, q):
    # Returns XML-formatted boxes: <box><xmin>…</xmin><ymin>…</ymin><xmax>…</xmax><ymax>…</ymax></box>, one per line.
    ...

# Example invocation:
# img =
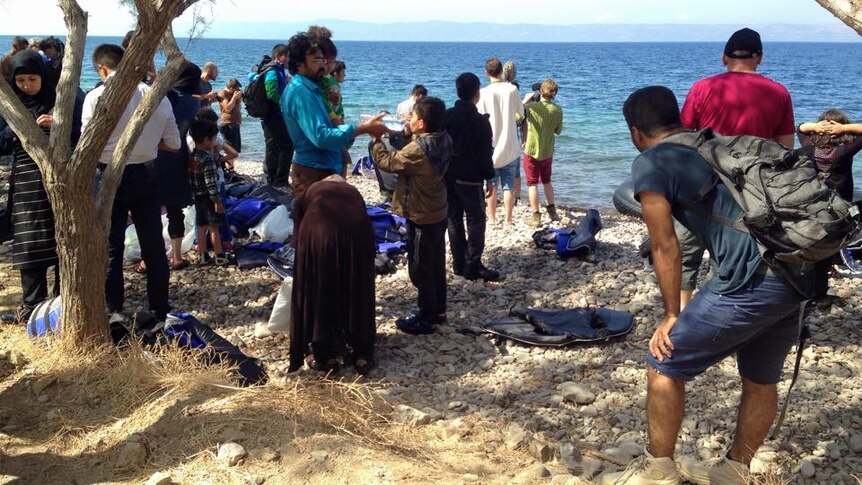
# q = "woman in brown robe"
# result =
<box><xmin>288</xmin><ymin>176</ymin><xmax>377</xmax><ymax>374</ymax></box>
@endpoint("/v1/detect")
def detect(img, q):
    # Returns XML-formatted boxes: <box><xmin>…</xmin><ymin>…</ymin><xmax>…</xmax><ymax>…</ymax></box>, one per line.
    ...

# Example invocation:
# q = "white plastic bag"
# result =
<box><xmin>249</xmin><ymin>205</ymin><xmax>293</xmax><ymax>242</ymax></box>
<box><xmin>123</xmin><ymin>224</ymin><xmax>141</xmax><ymax>262</ymax></box>
<box><xmin>267</xmin><ymin>276</ymin><xmax>293</xmax><ymax>334</ymax></box>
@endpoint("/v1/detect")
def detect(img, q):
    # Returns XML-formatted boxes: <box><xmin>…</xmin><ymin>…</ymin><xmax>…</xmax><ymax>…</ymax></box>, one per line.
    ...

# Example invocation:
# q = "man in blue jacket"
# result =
<box><xmin>281</xmin><ymin>32</ymin><xmax>387</xmax><ymax>201</ymax></box>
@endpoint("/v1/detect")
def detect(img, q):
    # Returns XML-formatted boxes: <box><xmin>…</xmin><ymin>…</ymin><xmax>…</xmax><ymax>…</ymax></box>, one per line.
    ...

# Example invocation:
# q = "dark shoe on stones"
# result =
<box><xmin>465</xmin><ymin>266</ymin><xmax>505</xmax><ymax>282</ymax></box>
<box><xmin>395</xmin><ymin>313</ymin><xmax>437</xmax><ymax>335</ymax></box>
<box><xmin>546</xmin><ymin>204</ymin><xmax>559</xmax><ymax>221</ymax></box>
<box><xmin>2</xmin><ymin>307</ymin><xmax>32</xmax><ymax>325</ymax></box>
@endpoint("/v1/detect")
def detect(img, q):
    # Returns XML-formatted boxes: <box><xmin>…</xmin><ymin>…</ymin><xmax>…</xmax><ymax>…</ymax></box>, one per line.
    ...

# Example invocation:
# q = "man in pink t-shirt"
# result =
<box><xmin>681</xmin><ymin>27</ymin><xmax>795</xmax><ymax>146</ymax></box>
<box><xmin>675</xmin><ymin>28</ymin><xmax>796</xmax><ymax>309</ymax></box>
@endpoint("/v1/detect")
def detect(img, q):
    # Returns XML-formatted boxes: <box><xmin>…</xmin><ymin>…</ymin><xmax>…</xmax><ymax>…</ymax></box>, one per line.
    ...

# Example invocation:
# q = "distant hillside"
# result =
<box><xmin>209</xmin><ymin>20</ymin><xmax>862</xmax><ymax>42</ymax></box>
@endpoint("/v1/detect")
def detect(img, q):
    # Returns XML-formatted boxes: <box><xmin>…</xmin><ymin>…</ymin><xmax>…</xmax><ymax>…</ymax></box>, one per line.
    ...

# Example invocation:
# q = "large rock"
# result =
<box><xmin>145</xmin><ymin>471</ymin><xmax>174</xmax><ymax>485</ymax></box>
<box><xmin>529</xmin><ymin>439</ymin><xmax>554</xmax><ymax>463</ymax></box>
<box><xmin>559</xmin><ymin>382</ymin><xmax>596</xmax><ymax>405</ymax></box>
<box><xmin>31</xmin><ymin>376</ymin><xmax>57</xmax><ymax>396</ymax></box>
<box><xmin>504</xmin><ymin>424</ymin><xmax>527</xmax><ymax>450</ymax></box>
<box><xmin>116</xmin><ymin>441</ymin><xmax>148</xmax><ymax>469</ymax></box>
<box><xmin>218</xmin><ymin>442</ymin><xmax>247</xmax><ymax>466</ymax></box>
<box><xmin>393</xmin><ymin>405</ymin><xmax>431</xmax><ymax>426</ymax></box>
<box><xmin>514</xmin><ymin>464</ymin><xmax>550</xmax><ymax>483</ymax></box>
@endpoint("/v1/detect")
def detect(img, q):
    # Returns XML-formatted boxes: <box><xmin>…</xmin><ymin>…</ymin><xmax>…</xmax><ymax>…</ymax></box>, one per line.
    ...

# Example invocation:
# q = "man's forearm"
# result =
<box><xmin>652</xmin><ymin>237</ymin><xmax>682</xmax><ymax>318</ymax></box>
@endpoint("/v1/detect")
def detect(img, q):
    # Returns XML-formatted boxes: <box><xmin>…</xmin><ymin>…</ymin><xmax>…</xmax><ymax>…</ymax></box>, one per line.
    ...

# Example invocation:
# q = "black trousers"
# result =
<box><xmin>21</xmin><ymin>265</ymin><xmax>59</xmax><ymax>310</ymax></box>
<box><xmin>219</xmin><ymin>123</ymin><xmax>242</xmax><ymax>153</ymax></box>
<box><xmin>165</xmin><ymin>205</ymin><xmax>185</xmax><ymax>239</ymax></box>
<box><xmin>261</xmin><ymin>111</ymin><xmax>293</xmax><ymax>186</ymax></box>
<box><xmin>407</xmin><ymin>219</ymin><xmax>447</xmax><ymax>315</ymax></box>
<box><xmin>105</xmin><ymin>163</ymin><xmax>170</xmax><ymax>320</ymax></box>
<box><xmin>446</xmin><ymin>179</ymin><xmax>487</xmax><ymax>274</ymax></box>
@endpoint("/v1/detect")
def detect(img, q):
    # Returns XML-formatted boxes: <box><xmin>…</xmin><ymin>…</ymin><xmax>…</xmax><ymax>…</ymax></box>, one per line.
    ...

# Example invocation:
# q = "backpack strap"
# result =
<box><xmin>770</xmin><ymin>299</ymin><xmax>810</xmax><ymax>439</ymax></box>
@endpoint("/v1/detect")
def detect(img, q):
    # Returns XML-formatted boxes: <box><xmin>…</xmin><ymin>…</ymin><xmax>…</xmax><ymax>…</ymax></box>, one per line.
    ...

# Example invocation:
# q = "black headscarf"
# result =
<box><xmin>10</xmin><ymin>50</ymin><xmax>56</xmax><ymax>117</ymax></box>
<box><xmin>173</xmin><ymin>61</ymin><xmax>203</xmax><ymax>96</ymax></box>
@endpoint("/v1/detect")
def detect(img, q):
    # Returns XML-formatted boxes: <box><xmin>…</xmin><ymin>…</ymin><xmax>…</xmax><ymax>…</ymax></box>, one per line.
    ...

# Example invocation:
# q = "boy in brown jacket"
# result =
<box><xmin>371</xmin><ymin>97</ymin><xmax>452</xmax><ymax>334</ymax></box>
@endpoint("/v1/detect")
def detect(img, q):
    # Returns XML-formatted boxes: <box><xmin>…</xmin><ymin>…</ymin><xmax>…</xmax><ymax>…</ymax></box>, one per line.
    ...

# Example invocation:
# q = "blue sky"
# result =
<box><xmin>0</xmin><ymin>0</ymin><xmax>851</xmax><ymax>37</ymax></box>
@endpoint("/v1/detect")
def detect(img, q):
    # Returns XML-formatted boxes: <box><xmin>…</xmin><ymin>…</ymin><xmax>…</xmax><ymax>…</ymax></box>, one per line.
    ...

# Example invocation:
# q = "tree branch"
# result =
<box><xmin>96</xmin><ymin>29</ymin><xmax>187</xmax><ymax>226</ymax></box>
<box><xmin>816</xmin><ymin>0</ymin><xmax>862</xmax><ymax>36</ymax></box>
<box><xmin>0</xmin><ymin>77</ymin><xmax>50</xmax><ymax>165</ymax></box>
<box><xmin>50</xmin><ymin>0</ymin><xmax>87</xmax><ymax>164</ymax></box>
<box><xmin>69</xmin><ymin>0</ymin><xmax>191</xmax><ymax>175</ymax></box>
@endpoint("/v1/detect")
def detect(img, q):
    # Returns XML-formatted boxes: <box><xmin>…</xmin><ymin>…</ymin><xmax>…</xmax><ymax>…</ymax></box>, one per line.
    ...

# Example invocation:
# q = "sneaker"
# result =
<box><xmin>525</xmin><ymin>212</ymin><xmax>542</xmax><ymax>227</ymax></box>
<box><xmin>546</xmin><ymin>204</ymin><xmax>559</xmax><ymax>221</ymax></box>
<box><xmin>109</xmin><ymin>312</ymin><xmax>128</xmax><ymax>325</ymax></box>
<box><xmin>213</xmin><ymin>252</ymin><xmax>236</xmax><ymax>266</ymax></box>
<box><xmin>677</xmin><ymin>455</ymin><xmax>749</xmax><ymax>485</ymax></box>
<box><xmin>600</xmin><ymin>449</ymin><xmax>681</xmax><ymax>485</ymax></box>
<box><xmin>464</xmin><ymin>265</ymin><xmax>504</xmax><ymax>282</ymax></box>
<box><xmin>1</xmin><ymin>307</ymin><xmax>32</xmax><ymax>325</ymax></box>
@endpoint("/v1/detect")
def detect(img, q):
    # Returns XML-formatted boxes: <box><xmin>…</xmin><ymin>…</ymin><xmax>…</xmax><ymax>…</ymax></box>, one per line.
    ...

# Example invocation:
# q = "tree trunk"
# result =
<box><xmin>45</xmin><ymin>174</ymin><xmax>109</xmax><ymax>344</ymax></box>
<box><xmin>0</xmin><ymin>0</ymin><xmax>200</xmax><ymax>347</ymax></box>
<box><xmin>816</xmin><ymin>0</ymin><xmax>862</xmax><ymax>36</ymax></box>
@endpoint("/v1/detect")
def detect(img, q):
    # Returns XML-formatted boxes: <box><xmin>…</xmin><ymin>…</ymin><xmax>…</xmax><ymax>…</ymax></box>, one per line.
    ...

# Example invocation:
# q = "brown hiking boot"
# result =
<box><xmin>526</xmin><ymin>212</ymin><xmax>542</xmax><ymax>227</ymax></box>
<box><xmin>546</xmin><ymin>204</ymin><xmax>559</xmax><ymax>221</ymax></box>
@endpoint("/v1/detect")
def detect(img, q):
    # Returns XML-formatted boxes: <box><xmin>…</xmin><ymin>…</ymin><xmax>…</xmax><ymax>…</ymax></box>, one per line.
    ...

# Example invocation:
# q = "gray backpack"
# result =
<box><xmin>664</xmin><ymin>129</ymin><xmax>862</xmax><ymax>264</ymax></box>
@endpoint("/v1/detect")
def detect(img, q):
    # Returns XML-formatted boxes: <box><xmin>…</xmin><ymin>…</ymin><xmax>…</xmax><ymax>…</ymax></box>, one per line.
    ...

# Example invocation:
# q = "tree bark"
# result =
<box><xmin>816</xmin><ymin>0</ymin><xmax>862</xmax><ymax>36</ymax></box>
<box><xmin>0</xmin><ymin>0</ymin><xmax>199</xmax><ymax>346</ymax></box>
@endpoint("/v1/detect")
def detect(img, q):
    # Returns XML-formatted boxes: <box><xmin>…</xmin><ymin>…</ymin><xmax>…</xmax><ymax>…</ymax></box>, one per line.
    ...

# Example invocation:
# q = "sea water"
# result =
<box><xmin>2</xmin><ymin>36</ymin><xmax>860</xmax><ymax>206</ymax></box>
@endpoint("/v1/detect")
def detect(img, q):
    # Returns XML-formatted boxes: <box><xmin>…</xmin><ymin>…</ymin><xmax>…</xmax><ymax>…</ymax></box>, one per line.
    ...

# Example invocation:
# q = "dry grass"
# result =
<box><xmin>0</xmin><ymin>324</ymin><xmax>485</xmax><ymax>484</ymax></box>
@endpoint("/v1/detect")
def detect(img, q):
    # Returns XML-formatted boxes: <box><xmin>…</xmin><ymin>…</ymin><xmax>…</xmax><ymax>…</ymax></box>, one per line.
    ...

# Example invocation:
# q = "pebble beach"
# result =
<box><xmin>1</xmin><ymin>157</ymin><xmax>861</xmax><ymax>483</ymax></box>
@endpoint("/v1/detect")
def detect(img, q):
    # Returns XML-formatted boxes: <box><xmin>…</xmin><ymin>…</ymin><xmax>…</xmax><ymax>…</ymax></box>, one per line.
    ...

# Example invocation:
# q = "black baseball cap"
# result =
<box><xmin>724</xmin><ymin>28</ymin><xmax>762</xmax><ymax>59</ymax></box>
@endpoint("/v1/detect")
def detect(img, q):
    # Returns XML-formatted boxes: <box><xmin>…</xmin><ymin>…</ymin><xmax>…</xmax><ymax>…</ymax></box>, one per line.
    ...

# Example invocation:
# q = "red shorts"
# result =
<box><xmin>523</xmin><ymin>154</ymin><xmax>553</xmax><ymax>185</ymax></box>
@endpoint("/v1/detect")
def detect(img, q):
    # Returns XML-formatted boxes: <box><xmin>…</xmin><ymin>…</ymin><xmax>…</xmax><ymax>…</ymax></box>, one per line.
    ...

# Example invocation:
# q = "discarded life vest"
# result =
<box><xmin>367</xmin><ymin>205</ymin><xmax>407</xmax><ymax>254</ymax></box>
<box><xmin>136</xmin><ymin>312</ymin><xmax>268</xmax><ymax>387</ymax></box>
<box><xmin>532</xmin><ymin>209</ymin><xmax>602</xmax><ymax>258</ymax></box>
<box><xmin>482</xmin><ymin>307</ymin><xmax>635</xmax><ymax>347</ymax></box>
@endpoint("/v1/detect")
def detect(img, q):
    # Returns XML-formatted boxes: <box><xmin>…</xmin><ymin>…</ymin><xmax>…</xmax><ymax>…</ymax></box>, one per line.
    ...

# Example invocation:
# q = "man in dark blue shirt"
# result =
<box><xmin>600</xmin><ymin>86</ymin><xmax>803</xmax><ymax>485</ymax></box>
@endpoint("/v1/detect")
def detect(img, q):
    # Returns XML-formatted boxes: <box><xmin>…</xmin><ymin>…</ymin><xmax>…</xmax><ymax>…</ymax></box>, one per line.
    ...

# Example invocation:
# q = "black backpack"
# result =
<box><xmin>244</xmin><ymin>55</ymin><xmax>276</xmax><ymax>118</ymax></box>
<box><xmin>664</xmin><ymin>129</ymin><xmax>862</xmax><ymax>264</ymax></box>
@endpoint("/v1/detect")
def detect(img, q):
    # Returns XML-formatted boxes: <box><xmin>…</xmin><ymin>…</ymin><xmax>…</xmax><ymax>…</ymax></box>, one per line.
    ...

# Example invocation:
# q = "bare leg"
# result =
<box><xmin>209</xmin><ymin>225</ymin><xmax>223</xmax><ymax>255</ymax></box>
<box><xmin>528</xmin><ymin>185</ymin><xmax>540</xmax><ymax>213</ymax></box>
<box><xmin>513</xmin><ymin>175</ymin><xmax>521</xmax><ymax>203</ymax></box>
<box><xmin>196</xmin><ymin>226</ymin><xmax>208</xmax><ymax>254</ymax></box>
<box><xmin>487</xmin><ymin>185</ymin><xmax>498</xmax><ymax>225</ymax></box>
<box><xmin>542</xmin><ymin>182</ymin><xmax>555</xmax><ymax>206</ymax></box>
<box><xmin>503</xmin><ymin>189</ymin><xmax>514</xmax><ymax>225</ymax></box>
<box><xmin>170</xmin><ymin>237</ymin><xmax>184</xmax><ymax>265</ymax></box>
<box><xmin>680</xmin><ymin>290</ymin><xmax>693</xmax><ymax>310</ymax></box>
<box><xmin>647</xmin><ymin>367</ymin><xmax>686</xmax><ymax>458</ymax></box>
<box><xmin>728</xmin><ymin>378</ymin><xmax>777</xmax><ymax>465</ymax></box>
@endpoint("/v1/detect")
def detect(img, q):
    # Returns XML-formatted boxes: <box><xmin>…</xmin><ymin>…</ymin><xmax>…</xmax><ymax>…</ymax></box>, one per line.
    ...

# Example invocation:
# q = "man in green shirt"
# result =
<box><xmin>522</xmin><ymin>79</ymin><xmax>563</xmax><ymax>227</ymax></box>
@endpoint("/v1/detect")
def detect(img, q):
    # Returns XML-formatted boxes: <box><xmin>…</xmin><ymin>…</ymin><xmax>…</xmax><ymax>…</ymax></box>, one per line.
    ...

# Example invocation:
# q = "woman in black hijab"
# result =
<box><xmin>0</xmin><ymin>50</ymin><xmax>83</xmax><ymax>324</ymax></box>
<box><xmin>149</xmin><ymin>60</ymin><xmax>204</xmax><ymax>272</ymax></box>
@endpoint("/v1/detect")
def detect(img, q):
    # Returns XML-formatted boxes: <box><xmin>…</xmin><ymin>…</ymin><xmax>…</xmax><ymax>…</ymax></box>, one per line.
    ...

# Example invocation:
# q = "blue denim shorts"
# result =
<box><xmin>492</xmin><ymin>159</ymin><xmax>519</xmax><ymax>191</ymax></box>
<box><xmin>647</xmin><ymin>272</ymin><xmax>802</xmax><ymax>384</ymax></box>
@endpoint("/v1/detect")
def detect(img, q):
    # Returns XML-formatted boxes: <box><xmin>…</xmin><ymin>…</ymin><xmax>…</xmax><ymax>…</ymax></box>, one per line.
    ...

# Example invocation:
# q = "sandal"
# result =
<box><xmin>170</xmin><ymin>259</ymin><xmax>190</xmax><ymax>271</ymax></box>
<box><xmin>354</xmin><ymin>357</ymin><xmax>376</xmax><ymax>376</ymax></box>
<box><xmin>213</xmin><ymin>252</ymin><xmax>236</xmax><ymax>266</ymax></box>
<box><xmin>304</xmin><ymin>354</ymin><xmax>340</xmax><ymax>373</ymax></box>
